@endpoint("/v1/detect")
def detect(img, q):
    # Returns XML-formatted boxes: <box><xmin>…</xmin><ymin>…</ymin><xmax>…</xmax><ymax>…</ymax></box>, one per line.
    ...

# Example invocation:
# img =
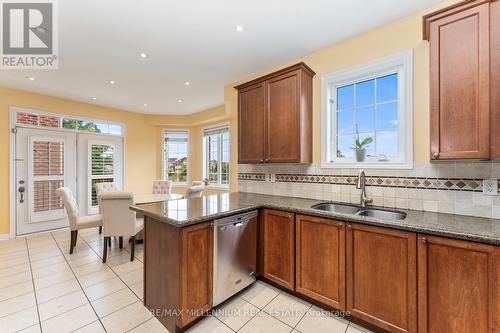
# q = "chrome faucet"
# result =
<box><xmin>356</xmin><ymin>170</ymin><xmax>372</xmax><ymax>208</ymax></box>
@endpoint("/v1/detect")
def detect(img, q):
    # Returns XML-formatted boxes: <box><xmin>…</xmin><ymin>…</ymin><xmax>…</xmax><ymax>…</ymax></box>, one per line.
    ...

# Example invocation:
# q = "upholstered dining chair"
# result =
<box><xmin>56</xmin><ymin>187</ymin><xmax>103</xmax><ymax>254</ymax></box>
<box><xmin>95</xmin><ymin>182</ymin><xmax>118</xmax><ymax>234</ymax></box>
<box><xmin>99</xmin><ymin>191</ymin><xmax>144</xmax><ymax>263</ymax></box>
<box><xmin>184</xmin><ymin>183</ymin><xmax>205</xmax><ymax>199</ymax></box>
<box><xmin>152</xmin><ymin>180</ymin><xmax>173</xmax><ymax>194</ymax></box>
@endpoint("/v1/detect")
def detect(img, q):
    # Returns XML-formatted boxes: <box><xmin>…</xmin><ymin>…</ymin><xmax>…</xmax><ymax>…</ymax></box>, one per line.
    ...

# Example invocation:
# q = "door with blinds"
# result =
<box><xmin>15</xmin><ymin>128</ymin><xmax>77</xmax><ymax>235</ymax></box>
<box><xmin>77</xmin><ymin>133</ymin><xmax>124</xmax><ymax>215</ymax></box>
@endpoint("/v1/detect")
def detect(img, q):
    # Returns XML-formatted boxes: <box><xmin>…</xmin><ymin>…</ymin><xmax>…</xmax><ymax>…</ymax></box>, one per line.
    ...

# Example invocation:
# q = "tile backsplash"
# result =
<box><xmin>238</xmin><ymin>161</ymin><xmax>500</xmax><ymax>219</ymax></box>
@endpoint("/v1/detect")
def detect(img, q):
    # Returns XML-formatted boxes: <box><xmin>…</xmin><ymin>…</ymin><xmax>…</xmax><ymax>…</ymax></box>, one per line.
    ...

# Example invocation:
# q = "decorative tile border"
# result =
<box><xmin>239</xmin><ymin>172</ymin><xmax>490</xmax><ymax>192</ymax></box>
<box><xmin>237</xmin><ymin>173</ymin><xmax>267</xmax><ymax>182</ymax></box>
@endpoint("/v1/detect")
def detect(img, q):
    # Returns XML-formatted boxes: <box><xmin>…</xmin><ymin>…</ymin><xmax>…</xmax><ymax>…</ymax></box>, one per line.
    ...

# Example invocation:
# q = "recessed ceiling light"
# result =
<box><xmin>91</xmin><ymin>97</ymin><xmax>97</xmax><ymax>100</ymax></box>
<box><xmin>108</xmin><ymin>80</ymin><xmax>116</xmax><ymax>85</ymax></box>
<box><xmin>26</xmin><ymin>76</ymin><xmax>35</xmax><ymax>81</ymax></box>
<box><xmin>139</xmin><ymin>52</ymin><xmax>148</xmax><ymax>59</ymax></box>
<box><xmin>236</xmin><ymin>25</ymin><xmax>244</xmax><ymax>32</ymax></box>
<box><xmin>184</xmin><ymin>81</ymin><xmax>190</xmax><ymax>86</ymax></box>
<box><xmin>143</xmin><ymin>103</ymin><xmax>148</xmax><ymax>107</ymax></box>
<box><xmin>177</xmin><ymin>99</ymin><xmax>183</xmax><ymax>103</ymax></box>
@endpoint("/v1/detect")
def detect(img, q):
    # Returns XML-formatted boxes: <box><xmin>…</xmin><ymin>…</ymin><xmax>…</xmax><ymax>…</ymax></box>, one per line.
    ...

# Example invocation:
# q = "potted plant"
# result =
<box><xmin>351</xmin><ymin>125</ymin><xmax>373</xmax><ymax>162</ymax></box>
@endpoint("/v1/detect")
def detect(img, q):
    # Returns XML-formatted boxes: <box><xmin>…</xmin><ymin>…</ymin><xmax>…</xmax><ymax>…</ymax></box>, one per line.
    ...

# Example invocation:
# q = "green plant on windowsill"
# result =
<box><xmin>351</xmin><ymin>125</ymin><xmax>373</xmax><ymax>162</ymax></box>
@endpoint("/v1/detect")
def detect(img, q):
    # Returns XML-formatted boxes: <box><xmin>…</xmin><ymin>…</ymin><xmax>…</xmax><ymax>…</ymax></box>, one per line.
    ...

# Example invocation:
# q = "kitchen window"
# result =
<box><xmin>321</xmin><ymin>50</ymin><xmax>413</xmax><ymax>169</ymax></box>
<box><xmin>163</xmin><ymin>130</ymin><xmax>189</xmax><ymax>185</ymax></box>
<box><xmin>89</xmin><ymin>143</ymin><xmax>115</xmax><ymax>212</ymax></box>
<box><xmin>203</xmin><ymin>125</ymin><xmax>230</xmax><ymax>187</ymax></box>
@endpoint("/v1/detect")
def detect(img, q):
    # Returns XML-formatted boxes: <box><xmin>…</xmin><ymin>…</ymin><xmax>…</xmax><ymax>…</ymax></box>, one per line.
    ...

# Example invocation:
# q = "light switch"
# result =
<box><xmin>483</xmin><ymin>179</ymin><xmax>498</xmax><ymax>196</ymax></box>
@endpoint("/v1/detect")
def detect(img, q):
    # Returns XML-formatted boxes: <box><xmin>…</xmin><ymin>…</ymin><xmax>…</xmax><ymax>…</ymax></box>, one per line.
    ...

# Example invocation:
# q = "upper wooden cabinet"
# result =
<box><xmin>236</xmin><ymin>63</ymin><xmax>315</xmax><ymax>164</ymax></box>
<box><xmin>417</xmin><ymin>235</ymin><xmax>500</xmax><ymax>333</ymax></box>
<box><xmin>424</xmin><ymin>0</ymin><xmax>500</xmax><ymax>160</ymax></box>
<box><xmin>262</xmin><ymin>209</ymin><xmax>295</xmax><ymax>290</ymax></box>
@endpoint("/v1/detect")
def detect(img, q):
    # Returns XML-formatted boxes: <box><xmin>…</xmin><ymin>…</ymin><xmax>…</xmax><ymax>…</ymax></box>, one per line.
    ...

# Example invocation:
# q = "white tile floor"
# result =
<box><xmin>0</xmin><ymin>228</ymin><xmax>373</xmax><ymax>333</ymax></box>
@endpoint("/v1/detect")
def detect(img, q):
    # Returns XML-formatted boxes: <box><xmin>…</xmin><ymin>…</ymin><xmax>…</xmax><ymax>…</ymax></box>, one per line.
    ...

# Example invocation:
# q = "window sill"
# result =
<box><xmin>321</xmin><ymin>161</ymin><xmax>413</xmax><ymax>170</ymax></box>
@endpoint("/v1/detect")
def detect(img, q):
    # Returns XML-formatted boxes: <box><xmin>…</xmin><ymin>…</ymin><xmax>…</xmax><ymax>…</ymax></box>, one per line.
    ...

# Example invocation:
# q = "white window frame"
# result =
<box><xmin>88</xmin><ymin>141</ymin><xmax>116</xmax><ymax>214</ymax></box>
<box><xmin>162</xmin><ymin>129</ymin><xmax>190</xmax><ymax>187</ymax></box>
<box><xmin>202</xmin><ymin>123</ymin><xmax>230</xmax><ymax>189</ymax></box>
<box><xmin>321</xmin><ymin>50</ymin><xmax>413</xmax><ymax>169</ymax></box>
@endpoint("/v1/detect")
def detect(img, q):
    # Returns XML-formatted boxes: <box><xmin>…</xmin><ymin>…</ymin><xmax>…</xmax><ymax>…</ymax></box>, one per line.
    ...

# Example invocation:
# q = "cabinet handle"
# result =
<box><xmin>421</xmin><ymin>236</ymin><xmax>427</xmax><ymax>243</ymax></box>
<box><xmin>347</xmin><ymin>224</ymin><xmax>352</xmax><ymax>229</ymax></box>
<box><xmin>432</xmin><ymin>151</ymin><xmax>439</xmax><ymax>159</ymax></box>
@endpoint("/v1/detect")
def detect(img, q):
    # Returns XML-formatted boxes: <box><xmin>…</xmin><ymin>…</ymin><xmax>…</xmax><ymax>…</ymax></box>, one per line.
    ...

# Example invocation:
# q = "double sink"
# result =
<box><xmin>311</xmin><ymin>202</ymin><xmax>407</xmax><ymax>221</ymax></box>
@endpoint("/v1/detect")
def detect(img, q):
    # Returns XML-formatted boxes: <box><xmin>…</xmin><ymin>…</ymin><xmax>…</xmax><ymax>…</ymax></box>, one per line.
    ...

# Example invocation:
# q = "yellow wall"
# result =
<box><xmin>0</xmin><ymin>87</ymin><xmax>161</xmax><ymax>234</ymax></box>
<box><xmin>224</xmin><ymin>0</ymin><xmax>461</xmax><ymax>164</ymax></box>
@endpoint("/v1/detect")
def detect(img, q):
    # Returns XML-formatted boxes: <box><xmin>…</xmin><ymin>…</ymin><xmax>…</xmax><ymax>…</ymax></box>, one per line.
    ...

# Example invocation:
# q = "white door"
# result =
<box><xmin>77</xmin><ymin>133</ymin><xmax>124</xmax><ymax>216</ymax></box>
<box><xmin>16</xmin><ymin>128</ymin><xmax>77</xmax><ymax>235</ymax></box>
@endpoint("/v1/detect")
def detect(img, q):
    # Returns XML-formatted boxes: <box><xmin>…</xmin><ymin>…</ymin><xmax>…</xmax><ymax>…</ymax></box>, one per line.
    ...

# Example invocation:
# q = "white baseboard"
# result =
<box><xmin>0</xmin><ymin>234</ymin><xmax>12</xmax><ymax>241</ymax></box>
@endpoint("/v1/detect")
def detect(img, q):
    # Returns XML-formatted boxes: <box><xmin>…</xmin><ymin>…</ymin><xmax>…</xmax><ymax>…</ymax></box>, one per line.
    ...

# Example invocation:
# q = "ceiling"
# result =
<box><xmin>0</xmin><ymin>0</ymin><xmax>446</xmax><ymax>115</ymax></box>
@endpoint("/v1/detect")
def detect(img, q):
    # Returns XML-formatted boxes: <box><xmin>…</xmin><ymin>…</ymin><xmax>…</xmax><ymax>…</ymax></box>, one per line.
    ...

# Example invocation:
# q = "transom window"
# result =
<box><xmin>163</xmin><ymin>130</ymin><xmax>189</xmax><ymax>185</ymax></box>
<box><xmin>322</xmin><ymin>50</ymin><xmax>413</xmax><ymax>169</ymax></box>
<box><xmin>203</xmin><ymin>125</ymin><xmax>230</xmax><ymax>187</ymax></box>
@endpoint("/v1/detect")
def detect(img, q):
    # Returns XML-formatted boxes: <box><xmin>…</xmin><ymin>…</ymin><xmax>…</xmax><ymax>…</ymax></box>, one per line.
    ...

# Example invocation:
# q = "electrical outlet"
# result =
<box><xmin>483</xmin><ymin>179</ymin><xmax>498</xmax><ymax>196</ymax></box>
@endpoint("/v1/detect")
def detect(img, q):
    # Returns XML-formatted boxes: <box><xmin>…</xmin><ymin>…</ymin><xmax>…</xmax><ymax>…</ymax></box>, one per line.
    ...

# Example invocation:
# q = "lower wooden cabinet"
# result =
<box><xmin>346</xmin><ymin>223</ymin><xmax>417</xmax><ymax>333</ymax></box>
<box><xmin>418</xmin><ymin>235</ymin><xmax>500</xmax><ymax>333</ymax></box>
<box><xmin>262</xmin><ymin>209</ymin><xmax>295</xmax><ymax>290</ymax></box>
<box><xmin>295</xmin><ymin>215</ymin><xmax>345</xmax><ymax>309</ymax></box>
<box><xmin>180</xmin><ymin>222</ymin><xmax>213</xmax><ymax>326</ymax></box>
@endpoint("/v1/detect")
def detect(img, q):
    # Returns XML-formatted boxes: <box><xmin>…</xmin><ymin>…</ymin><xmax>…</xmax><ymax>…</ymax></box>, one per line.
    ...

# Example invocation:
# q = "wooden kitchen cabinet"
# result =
<box><xmin>262</xmin><ymin>209</ymin><xmax>295</xmax><ymax>290</ymax></box>
<box><xmin>238</xmin><ymin>81</ymin><xmax>266</xmax><ymax>163</ymax></box>
<box><xmin>236</xmin><ymin>63</ymin><xmax>314</xmax><ymax>164</ymax></box>
<box><xmin>295</xmin><ymin>215</ymin><xmax>345</xmax><ymax>309</ymax></box>
<box><xmin>417</xmin><ymin>235</ymin><xmax>500</xmax><ymax>333</ymax></box>
<box><xmin>180</xmin><ymin>222</ymin><xmax>213</xmax><ymax>326</ymax></box>
<box><xmin>424</xmin><ymin>0</ymin><xmax>500</xmax><ymax>159</ymax></box>
<box><xmin>346</xmin><ymin>223</ymin><xmax>417</xmax><ymax>333</ymax></box>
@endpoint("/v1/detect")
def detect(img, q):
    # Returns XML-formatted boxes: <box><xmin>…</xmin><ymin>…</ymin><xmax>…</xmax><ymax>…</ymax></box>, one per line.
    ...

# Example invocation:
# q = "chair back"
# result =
<box><xmin>184</xmin><ymin>184</ymin><xmax>205</xmax><ymax>199</ymax></box>
<box><xmin>56</xmin><ymin>187</ymin><xmax>79</xmax><ymax>230</ymax></box>
<box><xmin>153</xmin><ymin>180</ymin><xmax>173</xmax><ymax>194</ymax></box>
<box><xmin>100</xmin><ymin>191</ymin><xmax>137</xmax><ymax>237</ymax></box>
<box><xmin>95</xmin><ymin>182</ymin><xmax>118</xmax><ymax>196</ymax></box>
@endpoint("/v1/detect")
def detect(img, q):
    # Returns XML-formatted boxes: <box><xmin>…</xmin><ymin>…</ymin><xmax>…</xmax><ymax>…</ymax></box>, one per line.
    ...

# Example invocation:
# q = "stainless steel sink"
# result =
<box><xmin>357</xmin><ymin>208</ymin><xmax>407</xmax><ymax>221</ymax></box>
<box><xmin>311</xmin><ymin>203</ymin><xmax>361</xmax><ymax>215</ymax></box>
<box><xmin>311</xmin><ymin>202</ymin><xmax>407</xmax><ymax>221</ymax></box>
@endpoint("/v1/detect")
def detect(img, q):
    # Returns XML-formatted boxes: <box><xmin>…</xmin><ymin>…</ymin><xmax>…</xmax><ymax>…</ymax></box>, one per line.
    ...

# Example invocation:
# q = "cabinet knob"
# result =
<box><xmin>421</xmin><ymin>236</ymin><xmax>427</xmax><ymax>243</ymax></box>
<box><xmin>338</xmin><ymin>223</ymin><xmax>344</xmax><ymax>228</ymax></box>
<box><xmin>432</xmin><ymin>151</ymin><xmax>439</xmax><ymax>159</ymax></box>
<box><xmin>265</xmin><ymin>158</ymin><xmax>270</xmax><ymax>163</ymax></box>
<box><xmin>260</xmin><ymin>159</ymin><xmax>264</xmax><ymax>163</ymax></box>
<box><xmin>347</xmin><ymin>224</ymin><xmax>352</xmax><ymax>229</ymax></box>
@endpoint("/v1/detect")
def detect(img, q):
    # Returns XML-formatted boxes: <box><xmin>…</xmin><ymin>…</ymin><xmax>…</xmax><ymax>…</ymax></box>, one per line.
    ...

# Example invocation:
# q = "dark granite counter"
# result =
<box><xmin>130</xmin><ymin>192</ymin><xmax>500</xmax><ymax>246</ymax></box>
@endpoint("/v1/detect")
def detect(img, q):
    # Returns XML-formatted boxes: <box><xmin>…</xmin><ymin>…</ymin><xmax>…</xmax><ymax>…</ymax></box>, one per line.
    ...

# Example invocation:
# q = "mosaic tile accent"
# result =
<box><xmin>238</xmin><ymin>173</ymin><xmax>490</xmax><ymax>192</ymax></box>
<box><xmin>238</xmin><ymin>173</ymin><xmax>267</xmax><ymax>181</ymax></box>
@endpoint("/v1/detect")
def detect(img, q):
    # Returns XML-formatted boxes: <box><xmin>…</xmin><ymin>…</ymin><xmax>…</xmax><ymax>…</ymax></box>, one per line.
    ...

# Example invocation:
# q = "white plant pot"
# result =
<box><xmin>354</xmin><ymin>148</ymin><xmax>366</xmax><ymax>162</ymax></box>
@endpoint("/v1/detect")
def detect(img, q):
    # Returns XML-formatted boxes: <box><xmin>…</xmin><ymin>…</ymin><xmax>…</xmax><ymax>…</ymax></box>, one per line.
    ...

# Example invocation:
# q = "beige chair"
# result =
<box><xmin>152</xmin><ymin>180</ymin><xmax>173</xmax><ymax>194</ymax></box>
<box><xmin>99</xmin><ymin>191</ymin><xmax>143</xmax><ymax>263</ymax></box>
<box><xmin>184</xmin><ymin>184</ymin><xmax>205</xmax><ymax>199</ymax></box>
<box><xmin>56</xmin><ymin>187</ymin><xmax>103</xmax><ymax>254</ymax></box>
<box><xmin>95</xmin><ymin>182</ymin><xmax>118</xmax><ymax>234</ymax></box>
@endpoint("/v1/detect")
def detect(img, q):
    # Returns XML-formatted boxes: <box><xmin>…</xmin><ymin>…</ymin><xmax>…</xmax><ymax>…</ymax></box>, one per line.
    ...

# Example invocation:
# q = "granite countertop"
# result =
<box><xmin>130</xmin><ymin>192</ymin><xmax>500</xmax><ymax>246</ymax></box>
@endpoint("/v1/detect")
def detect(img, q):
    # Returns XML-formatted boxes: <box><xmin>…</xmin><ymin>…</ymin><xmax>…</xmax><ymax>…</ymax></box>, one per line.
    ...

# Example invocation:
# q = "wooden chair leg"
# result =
<box><xmin>69</xmin><ymin>231</ymin><xmax>75</xmax><ymax>254</ymax></box>
<box><xmin>102</xmin><ymin>237</ymin><xmax>108</xmax><ymax>263</ymax></box>
<box><xmin>130</xmin><ymin>236</ymin><xmax>135</xmax><ymax>261</ymax></box>
<box><xmin>119</xmin><ymin>236</ymin><xmax>123</xmax><ymax>249</ymax></box>
<box><xmin>99</xmin><ymin>226</ymin><xmax>102</xmax><ymax>234</ymax></box>
<box><xmin>73</xmin><ymin>230</ymin><xmax>78</xmax><ymax>247</ymax></box>
<box><xmin>108</xmin><ymin>237</ymin><xmax>111</xmax><ymax>247</ymax></box>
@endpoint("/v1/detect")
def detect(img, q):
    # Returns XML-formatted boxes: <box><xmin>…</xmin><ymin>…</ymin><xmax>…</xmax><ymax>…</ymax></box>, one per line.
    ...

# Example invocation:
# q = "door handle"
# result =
<box><xmin>18</xmin><ymin>186</ymin><xmax>25</xmax><ymax>203</ymax></box>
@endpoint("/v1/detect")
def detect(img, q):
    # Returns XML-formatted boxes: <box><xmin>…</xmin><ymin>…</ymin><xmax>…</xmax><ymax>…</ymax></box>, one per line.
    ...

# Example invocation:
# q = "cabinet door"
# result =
<box><xmin>429</xmin><ymin>3</ymin><xmax>490</xmax><ymax>159</ymax></box>
<box><xmin>346</xmin><ymin>223</ymin><xmax>417</xmax><ymax>333</ymax></box>
<box><xmin>296</xmin><ymin>215</ymin><xmax>345</xmax><ymax>309</ymax></box>
<box><xmin>266</xmin><ymin>71</ymin><xmax>300</xmax><ymax>163</ymax></box>
<box><xmin>418</xmin><ymin>235</ymin><xmax>500</xmax><ymax>333</ymax></box>
<box><xmin>238</xmin><ymin>82</ymin><xmax>266</xmax><ymax>163</ymax></box>
<box><xmin>262</xmin><ymin>209</ymin><xmax>295</xmax><ymax>290</ymax></box>
<box><xmin>180</xmin><ymin>222</ymin><xmax>213</xmax><ymax>326</ymax></box>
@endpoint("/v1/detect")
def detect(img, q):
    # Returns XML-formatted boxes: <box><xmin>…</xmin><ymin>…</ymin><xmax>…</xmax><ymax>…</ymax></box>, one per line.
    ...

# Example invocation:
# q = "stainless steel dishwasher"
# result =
<box><xmin>213</xmin><ymin>210</ymin><xmax>258</xmax><ymax>306</ymax></box>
